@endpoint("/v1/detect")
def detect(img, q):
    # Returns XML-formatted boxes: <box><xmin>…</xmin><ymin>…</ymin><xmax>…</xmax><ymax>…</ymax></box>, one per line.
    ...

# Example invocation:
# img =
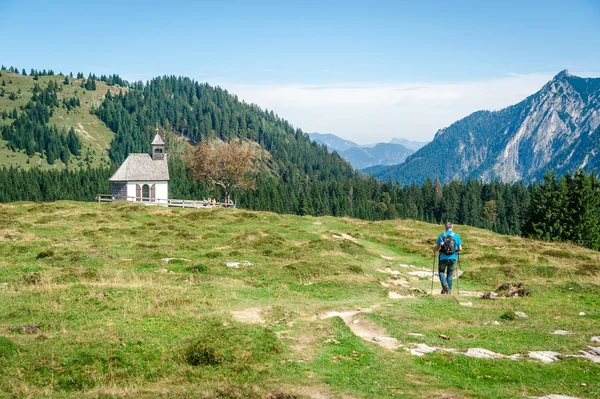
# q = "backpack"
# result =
<box><xmin>440</xmin><ymin>232</ymin><xmax>456</xmax><ymax>255</ymax></box>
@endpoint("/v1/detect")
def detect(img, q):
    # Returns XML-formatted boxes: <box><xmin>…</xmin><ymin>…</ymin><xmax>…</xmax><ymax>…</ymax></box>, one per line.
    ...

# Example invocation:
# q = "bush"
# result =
<box><xmin>36</xmin><ymin>249</ymin><xmax>54</xmax><ymax>259</ymax></box>
<box><xmin>500</xmin><ymin>311</ymin><xmax>516</xmax><ymax>321</ymax></box>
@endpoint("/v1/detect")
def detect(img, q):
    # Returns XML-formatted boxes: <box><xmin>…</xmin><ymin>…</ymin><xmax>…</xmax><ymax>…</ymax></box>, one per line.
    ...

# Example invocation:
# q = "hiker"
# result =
<box><xmin>433</xmin><ymin>222</ymin><xmax>462</xmax><ymax>294</ymax></box>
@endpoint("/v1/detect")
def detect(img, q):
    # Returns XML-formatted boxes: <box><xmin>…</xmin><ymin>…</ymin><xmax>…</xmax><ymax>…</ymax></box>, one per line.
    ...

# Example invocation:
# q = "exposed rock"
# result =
<box><xmin>484</xmin><ymin>321</ymin><xmax>501</xmax><ymax>326</ymax></box>
<box><xmin>225</xmin><ymin>261</ymin><xmax>254</xmax><ymax>268</ymax></box>
<box><xmin>578</xmin><ymin>312</ymin><xmax>585</xmax><ymax>316</ymax></box>
<box><xmin>531</xmin><ymin>395</ymin><xmax>583</xmax><ymax>399</ymax></box>
<box><xmin>380</xmin><ymin>255</ymin><xmax>394</xmax><ymax>260</ymax></box>
<box><xmin>578</xmin><ymin>346</ymin><xmax>600</xmax><ymax>363</ymax></box>
<box><xmin>410</xmin><ymin>343</ymin><xmax>438</xmax><ymax>356</ymax></box>
<box><xmin>591</xmin><ymin>336</ymin><xmax>600</xmax><ymax>343</ymax></box>
<box><xmin>551</xmin><ymin>330</ymin><xmax>574</xmax><ymax>335</ymax></box>
<box><xmin>460</xmin><ymin>302</ymin><xmax>473</xmax><ymax>307</ymax></box>
<box><xmin>158</xmin><ymin>268</ymin><xmax>168</xmax><ymax>273</ymax></box>
<box><xmin>407</xmin><ymin>333</ymin><xmax>425</xmax><ymax>337</ymax></box>
<box><xmin>515</xmin><ymin>311</ymin><xmax>529</xmax><ymax>318</ymax></box>
<box><xmin>528</xmin><ymin>351</ymin><xmax>562</xmax><ymax>363</ymax></box>
<box><xmin>465</xmin><ymin>348</ymin><xmax>504</xmax><ymax>359</ymax></box>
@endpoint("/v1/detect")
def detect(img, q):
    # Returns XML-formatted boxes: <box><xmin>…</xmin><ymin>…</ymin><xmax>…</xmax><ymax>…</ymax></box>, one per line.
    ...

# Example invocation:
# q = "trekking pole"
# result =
<box><xmin>431</xmin><ymin>252</ymin><xmax>436</xmax><ymax>295</ymax></box>
<box><xmin>456</xmin><ymin>252</ymin><xmax>460</xmax><ymax>295</ymax></box>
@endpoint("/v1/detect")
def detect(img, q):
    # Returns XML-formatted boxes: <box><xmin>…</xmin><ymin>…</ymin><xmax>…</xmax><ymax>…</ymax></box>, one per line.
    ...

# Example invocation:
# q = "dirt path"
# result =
<box><xmin>319</xmin><ymin>306</ymin><xmax>402</xmax><ymax>350</ymax></box>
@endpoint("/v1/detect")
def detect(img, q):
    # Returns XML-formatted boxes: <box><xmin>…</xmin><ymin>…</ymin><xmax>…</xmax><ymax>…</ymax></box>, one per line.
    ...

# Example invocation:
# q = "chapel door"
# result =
<box><xmin>142</xmin><ymin>184</ymin><xmax>150</xmax><ymax>201</ymax></box>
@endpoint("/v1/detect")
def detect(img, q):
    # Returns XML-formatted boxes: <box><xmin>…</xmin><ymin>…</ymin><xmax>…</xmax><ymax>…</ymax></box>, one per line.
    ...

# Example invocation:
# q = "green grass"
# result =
<box><xmin>0</xmin><ymin>202</ymin><xmax>599</xmax><ymax>398</ymax></box>
<box><xmin>0</xmin><ymin>70</ymin><xmax>119</xmax><ymax>170</ymax></box>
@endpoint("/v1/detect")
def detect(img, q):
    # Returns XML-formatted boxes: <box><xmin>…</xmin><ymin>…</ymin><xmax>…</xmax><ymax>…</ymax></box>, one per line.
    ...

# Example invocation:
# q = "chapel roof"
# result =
<box><xmin>109</xmin><ymin>154</ymin><xmax>169</xmax><ymax>182</ymax></box>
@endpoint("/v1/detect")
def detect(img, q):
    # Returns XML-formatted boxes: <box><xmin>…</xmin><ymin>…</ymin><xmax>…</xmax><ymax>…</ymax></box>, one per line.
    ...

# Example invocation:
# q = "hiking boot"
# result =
<box><xmin>441</xmin><ymin>285</ymin><xmax>449</xmax><ymax>294</ymax></box>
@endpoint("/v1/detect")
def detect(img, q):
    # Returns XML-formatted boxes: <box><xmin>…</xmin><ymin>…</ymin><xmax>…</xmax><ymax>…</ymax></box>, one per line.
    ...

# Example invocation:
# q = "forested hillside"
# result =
<box><xmin>1</xmin><ymin>67</ymin><xmax>599</xmax><ymax>250</ymax></box>
<box><xmin>0</xmin><ymin>66</ymin><xmax>124</xmax><ymax>169</ymax></box>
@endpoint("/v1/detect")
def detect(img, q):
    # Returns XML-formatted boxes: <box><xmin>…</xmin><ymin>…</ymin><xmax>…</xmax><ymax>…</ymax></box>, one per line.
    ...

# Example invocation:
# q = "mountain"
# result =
<box><xmin>308</xmin><ymin>133</ymin><xmax>358</xmax><ymax>152</ymax></box>
<box><xmin>341</xmin><ymin>143</ymin><xmax>414</xmax><ymax>170</ymax></box>
<box><xmin>388</xmin><ymin>137</ymin><xmax>428</xmax><ymax>151</ymax></box>
<box><xmin>308</xmin><ymin>133</ymin><xmax>418</xmax><ymax>169</ymax></box>
<box><xmin>370</xmin><ymin>70</ymin><xmax>600</xmax><ymax>184</ymax></box>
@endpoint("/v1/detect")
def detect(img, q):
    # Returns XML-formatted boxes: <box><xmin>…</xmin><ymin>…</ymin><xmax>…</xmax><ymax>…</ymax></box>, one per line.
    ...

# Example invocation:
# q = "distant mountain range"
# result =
<box><xmin>367</xmin><ymin>70</ymin><xmax>600</xmax><ymax>184</ymax></box>
<box><xmin>308</xmin><ymin>133</ymin><xmax>428</xmax><ymax>169</ymax></box>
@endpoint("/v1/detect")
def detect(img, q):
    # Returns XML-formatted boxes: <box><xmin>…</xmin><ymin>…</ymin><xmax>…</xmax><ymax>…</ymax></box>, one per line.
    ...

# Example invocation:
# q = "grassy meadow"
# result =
<box><xmin>0</xmin><ymin>201</ymin><xmax>599</xmax><ymax>398</ymax></box>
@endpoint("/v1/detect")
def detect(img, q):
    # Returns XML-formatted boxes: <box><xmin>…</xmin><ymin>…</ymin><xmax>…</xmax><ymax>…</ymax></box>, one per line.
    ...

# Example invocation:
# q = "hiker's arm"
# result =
<box><xmin>458</xmin><ymin>245</ymin><xmax>462</xmax><ymax>252</ymax></box>
<box><xmin>433</xmin><ymin>244</ymin><xmax>440</xmax><ymax>253</ymax></box>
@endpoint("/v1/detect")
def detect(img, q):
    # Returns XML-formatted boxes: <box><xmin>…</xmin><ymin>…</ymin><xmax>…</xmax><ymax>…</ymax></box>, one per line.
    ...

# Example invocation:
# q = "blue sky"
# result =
<box><xmin>1</xmin><ymin>0</ymin><xmax>599</xmax><ymax>142</ymax></box>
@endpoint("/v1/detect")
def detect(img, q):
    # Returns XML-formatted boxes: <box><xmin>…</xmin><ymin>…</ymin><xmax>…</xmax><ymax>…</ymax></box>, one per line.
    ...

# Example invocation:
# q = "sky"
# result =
<box><xmin>1</xmin><ymin>0</ymin><xmax>600</xmax><ymax>143</ymax></box>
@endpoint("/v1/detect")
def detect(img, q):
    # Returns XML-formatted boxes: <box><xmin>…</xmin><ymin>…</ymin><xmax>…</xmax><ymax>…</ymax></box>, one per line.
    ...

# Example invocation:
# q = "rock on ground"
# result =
<box><xmin>465</xmin><ymin>348</ymin><xmax>505</xmax><ymax>359</ymax></box>
<box><xmin>528</xmin><ymin>351</ymin><xmax>562</xmax><ymax>363</ymax></box>
<box><xmin>231</xmin><ymin>307</ymin><xmax>266</xmax><ymax>324</ymax></box>
<box><xmin>578</xmin><ymin>346</ymin><xmax>600</xmax><ymax>363</ymax></box>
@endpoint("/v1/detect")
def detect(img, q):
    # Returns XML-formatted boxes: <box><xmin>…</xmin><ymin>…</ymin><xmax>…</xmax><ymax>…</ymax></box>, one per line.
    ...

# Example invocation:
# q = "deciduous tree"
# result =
<box><xmin>186</xmin><ymin>139</ymin><xmax>260</xmax><ymax>204</ymax></box>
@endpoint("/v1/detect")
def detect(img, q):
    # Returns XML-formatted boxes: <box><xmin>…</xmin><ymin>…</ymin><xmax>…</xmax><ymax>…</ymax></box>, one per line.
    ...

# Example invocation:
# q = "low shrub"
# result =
<box><xmin>36</xmin><ymin>249</ymin><xmax>54</xmax><ymax>259</ymax></box>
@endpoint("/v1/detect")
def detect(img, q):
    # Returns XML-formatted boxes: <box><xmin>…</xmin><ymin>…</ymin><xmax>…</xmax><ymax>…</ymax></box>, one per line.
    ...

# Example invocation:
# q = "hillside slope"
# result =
<box><xmin>0</xmin><ymin>69</ymin><xmax>122</xmax><ymax>169</ymax></box>
<box><xmin>0</xmin><ymin>202</ymin><xmax>599</xmax><ymax>398</ymax></box>
<box><xmin>372</xmin><ymin>71</ymin><xmax>600</xmax><ymax>185</ymax></box>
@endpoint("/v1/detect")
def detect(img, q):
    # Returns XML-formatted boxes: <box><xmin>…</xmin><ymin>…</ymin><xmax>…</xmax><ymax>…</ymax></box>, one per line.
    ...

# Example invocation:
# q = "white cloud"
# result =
<box><xmin>218</xmin><ymin>73</ymin><xmax>555</xmax><ymax>144</ymax></box>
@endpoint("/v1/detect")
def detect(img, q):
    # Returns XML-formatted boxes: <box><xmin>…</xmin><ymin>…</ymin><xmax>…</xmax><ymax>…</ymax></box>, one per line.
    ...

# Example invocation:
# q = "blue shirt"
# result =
<box><xmin>437</xmin><ymin>231</ymin><xmax>462</xmax><ymax>261</ymax></box>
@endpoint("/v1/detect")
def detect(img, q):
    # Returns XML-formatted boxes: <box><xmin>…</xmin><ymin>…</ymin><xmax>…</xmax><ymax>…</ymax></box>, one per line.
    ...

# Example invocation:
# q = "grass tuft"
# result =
<box><xmin>35</xmin><ymin>249</ymin><xmax>54</xmax><ymax>259</ymax></box>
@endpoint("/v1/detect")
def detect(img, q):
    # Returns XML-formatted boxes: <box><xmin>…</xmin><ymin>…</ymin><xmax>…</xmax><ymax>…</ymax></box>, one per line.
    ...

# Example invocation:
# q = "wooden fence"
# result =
<box><xmin>96</xmin><ymin>194</ymin><xmax>235</xmax><ymax>209</ymax></box>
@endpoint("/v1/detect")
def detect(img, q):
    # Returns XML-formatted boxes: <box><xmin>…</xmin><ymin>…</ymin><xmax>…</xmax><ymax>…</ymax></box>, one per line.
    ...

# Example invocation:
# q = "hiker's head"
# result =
<box><xmin>445</xmin><ymin>222</ymin><xmax>453</xmax><ymax>231</ymax></box>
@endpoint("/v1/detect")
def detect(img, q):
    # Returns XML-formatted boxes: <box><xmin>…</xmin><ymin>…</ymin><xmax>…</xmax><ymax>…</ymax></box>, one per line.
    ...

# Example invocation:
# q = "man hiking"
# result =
<box><xmin>433</xmin><ymin>222</ymin><xmax>462</xmax><ymax>294</ymax></box>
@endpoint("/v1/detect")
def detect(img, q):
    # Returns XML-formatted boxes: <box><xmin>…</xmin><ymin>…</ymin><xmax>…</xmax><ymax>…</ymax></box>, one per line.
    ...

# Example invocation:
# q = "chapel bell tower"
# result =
<box><xmin>151</xmin><ymin>129</ymin><xmax>165</xmax><ymax>161</ymax></box>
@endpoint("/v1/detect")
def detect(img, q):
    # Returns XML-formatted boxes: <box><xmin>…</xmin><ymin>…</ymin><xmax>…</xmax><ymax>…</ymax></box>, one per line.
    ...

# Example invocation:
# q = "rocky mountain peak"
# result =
<box><xmin>553</xmin><ymin>69</ymin><xmax>571</xmax><ymax>80</ymax></box>
<box><xmin>370</xmin><ymin>71</ymin><xmax>600</xmax><ymax>185</ymax></box>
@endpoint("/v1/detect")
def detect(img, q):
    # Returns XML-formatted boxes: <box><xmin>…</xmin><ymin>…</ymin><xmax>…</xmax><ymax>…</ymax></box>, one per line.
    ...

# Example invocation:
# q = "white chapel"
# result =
<box><xmin>109</xmin><ymin>132</ymin><xmax>169</xmax><ymax>202</ymax></box>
